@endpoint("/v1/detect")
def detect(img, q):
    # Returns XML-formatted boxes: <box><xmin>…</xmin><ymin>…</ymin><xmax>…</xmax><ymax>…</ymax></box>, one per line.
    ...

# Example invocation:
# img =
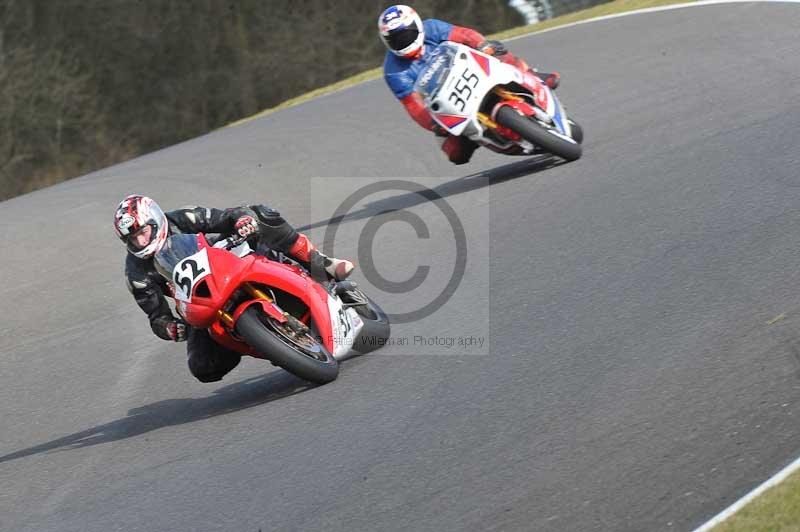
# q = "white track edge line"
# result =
<box><xmin>505</xmin><ymin>0</ymin><xmax>800</xmax><ymax>41</ymax></box>
<box><xmin>229</xmin><ymin>0</ymin><xmax>798</xmax><ymax>127</ymax></box>
<box><xmin>533</xmin><ymin>3</ymin><xmax>800</xmax><ymax>530</ymax></box>
<box><xmin>692</xmin><ymin>453</ymin><xmax>800</xmax><ymax>531</ymax></box>
<box><xmin>229</xmin><ymin>4</ymin><xmax>800</xmax><ymax>527</ymax></box>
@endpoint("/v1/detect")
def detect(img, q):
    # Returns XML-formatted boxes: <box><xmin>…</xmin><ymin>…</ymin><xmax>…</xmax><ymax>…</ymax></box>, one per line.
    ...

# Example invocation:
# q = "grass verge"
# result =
<box><xmin>494</xmin><ymin>0</ymin><xmax>696</xmax><ymax>39</ymax></box>
<box><xmin>226</xmin><ymin>0</ymin><xmax>697</xmax><ymax>127</ymax></box>
<box><xmin>709</xmin><ymin>467</ymin><xmax>800</xmax><ymax>531</ymax></box>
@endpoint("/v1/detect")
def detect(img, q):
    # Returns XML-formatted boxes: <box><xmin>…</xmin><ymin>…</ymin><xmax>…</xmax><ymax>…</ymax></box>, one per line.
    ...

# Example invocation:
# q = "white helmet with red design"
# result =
<box><xmin>113</xmin><ymin>195</ymin><xmax>169</xmax><ymax>259</ymax></box>
<box><xmin>378</xmin><ymin>5</ymin><xmax>425</xmax><ymax>59</ymax></box>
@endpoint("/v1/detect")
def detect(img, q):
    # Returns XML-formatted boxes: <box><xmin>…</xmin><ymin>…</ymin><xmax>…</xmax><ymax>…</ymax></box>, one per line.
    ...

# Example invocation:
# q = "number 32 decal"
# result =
<box><xmin>173</xmin><ymin>248</ymin><xmax>211</xmax><ymax>302</ymax></box>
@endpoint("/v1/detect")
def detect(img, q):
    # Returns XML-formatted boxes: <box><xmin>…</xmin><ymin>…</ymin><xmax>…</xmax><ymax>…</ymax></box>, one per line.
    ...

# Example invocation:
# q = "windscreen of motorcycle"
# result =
<box><xmin>154</xmin><ymin>234</ymin><xmax>201</xmax><ymax>281</ymax></box>
<box><xmin>155</xmin><ymin>234</ymin><xmax>213</xmax><ymax>302</ymax></box>
<box><xmin>413</xmin><ymin>43</ymin><xmax>458</xmax><ymax>100</ymax></box>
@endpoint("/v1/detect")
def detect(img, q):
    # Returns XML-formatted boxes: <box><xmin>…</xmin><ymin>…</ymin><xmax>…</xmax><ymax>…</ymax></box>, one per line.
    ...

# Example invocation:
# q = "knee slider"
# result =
<box><xmin>188</xmin><ymin>357</ymin><xmax>224</xmax><ymax>383</ymax></box>
<box><xmin>194</xmin><ymin>372</ymin><xmax>224</xmax><ymax>383</ymax></box>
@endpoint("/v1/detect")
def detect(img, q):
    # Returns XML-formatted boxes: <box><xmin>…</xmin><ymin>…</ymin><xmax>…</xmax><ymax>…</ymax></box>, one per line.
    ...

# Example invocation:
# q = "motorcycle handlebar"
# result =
<box><xmin>223</xmin><ymin>234</ymin><xmax>247</xmax><ymax>249</ymax></box>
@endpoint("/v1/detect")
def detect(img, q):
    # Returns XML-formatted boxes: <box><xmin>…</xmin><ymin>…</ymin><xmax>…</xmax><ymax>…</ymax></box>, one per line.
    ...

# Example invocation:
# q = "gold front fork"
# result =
<box><xmin>477</xmin><ymin>112</ymin><xmax>499</xmax><ymax>130</ymax></box>
<box><xmin>492</xmin><ymin>88</ymin><xmax>523</xmax><ymax>102</ymax></box>
<box><xmin>218</xmin><ymin>310</ymin><xmax>235</xmax><ymax>327</ymax></box>
<box><xmin>242</xmin><ymin>282</ymin><xmax>273</xmax><ymax>302</ymax></box>
<box><xmin>217</xmin><ymin>282</ymin><xmax>274</xmax><ymax>328</ymax></box>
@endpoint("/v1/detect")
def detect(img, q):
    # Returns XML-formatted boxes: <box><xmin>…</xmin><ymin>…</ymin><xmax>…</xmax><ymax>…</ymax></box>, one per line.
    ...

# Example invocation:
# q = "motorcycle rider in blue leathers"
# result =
<box><xmin>379</xmin><ymin>4</ymin><xmax>560</xmax><ymax>164</ymax></box>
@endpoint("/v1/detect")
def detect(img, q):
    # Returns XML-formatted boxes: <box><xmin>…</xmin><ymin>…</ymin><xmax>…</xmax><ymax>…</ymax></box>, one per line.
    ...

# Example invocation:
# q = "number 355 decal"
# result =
<box><xmin>173</xmin><ymin>248</ymin><xmax>211</xmax><ymax>302</ymax></box>
<box><xmin>448</xmin><ymin>67</ymin><xmax>480</xmax><ymax>113</ymax></box>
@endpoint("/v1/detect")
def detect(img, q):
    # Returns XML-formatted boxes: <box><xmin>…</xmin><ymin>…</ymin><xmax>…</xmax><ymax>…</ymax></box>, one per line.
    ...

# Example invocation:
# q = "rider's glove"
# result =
<box><xmin>477</xmin><ymin>40</ymin><xmax>507</xmax><ymax>57</ymax></box>
<box><xmin>234</xmin><ymin>215</ymin><xmax>259</xmax><ymax>239</ymax></box>
<box><xmin>152</xmin><ymin>316</ymin><xmax>187</xmax><ymax>342</ymax></box>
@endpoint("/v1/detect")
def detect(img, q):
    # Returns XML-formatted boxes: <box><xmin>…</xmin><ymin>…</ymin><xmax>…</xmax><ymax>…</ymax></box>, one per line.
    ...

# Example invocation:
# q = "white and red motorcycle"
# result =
<box><xmin>415</xmin><ymin>41</ymin><xmax>583</xmax><ymax>161</ymax></box>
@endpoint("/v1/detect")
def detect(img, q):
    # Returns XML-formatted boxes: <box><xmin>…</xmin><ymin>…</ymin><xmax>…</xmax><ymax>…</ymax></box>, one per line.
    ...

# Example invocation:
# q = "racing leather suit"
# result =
<box><xmin>383</xmin><ymin>19</ymin><xmax>546</xmax><ymax>164</ymax></box>
<box><xmin>124</xmin><ymin>204</ymin><xmax>300</xmax><ymax>383</ymax></box>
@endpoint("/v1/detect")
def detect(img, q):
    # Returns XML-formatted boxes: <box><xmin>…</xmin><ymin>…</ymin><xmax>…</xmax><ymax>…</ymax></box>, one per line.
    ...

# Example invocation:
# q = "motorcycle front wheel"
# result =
<box><xmin>236</xmin><ymin>307</ymin><xmax>339</xmax><ymax>384</ymax></box>
<box><xmin>495</xmin><ymin>106</ymin><xmax>582</xmax><ymax>161</ymax></box>
<box><xmin>567</xmin><ymin>118</ymin><xmax>584</xmax><ymax>144</ymax></box>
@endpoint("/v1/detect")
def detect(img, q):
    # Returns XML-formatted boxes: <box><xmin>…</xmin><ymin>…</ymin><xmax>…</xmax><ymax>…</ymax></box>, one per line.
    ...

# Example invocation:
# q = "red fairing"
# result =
<box><xmin>208</xmin><ymin>320</ymin><xmax>251</xmax><ymax>354</ymax></box>
<box><xmin>232</xmin><ymin>299</ymin><xmax>287</xmax><ymax>325</ymax></box>
<box><xmin>495</xmin><ymin>124</ymin><xmax>521</xmax><ymax>141</ymax></box>
<box><xmin>177</xmin><ymin>235</ymin><xmax>338</xmax><ymax>354</ymax></box>
<box><xmin>400</xmin><ymin>93</ymin><xmax>438</xmax><ymax>131</ymax></box>
<box><xmin>181</xmin><ymin>237</ymin><xmax>254</xmax><ymax>328</ymax></box>
<box><xmin>436</xmin><ymin>114</ymin><xmax>468</xmax><ymax>129</ymax></box>
<box><xmin>229</xmin><ymin>260</ymin><xmax>335</xmax><ymax>353</ymax></box>
<box><xmin>447</xmin><ymin>26</ymin><xmax>486</xmax><ymax>49</ymax></box>
<box><xmin>469</xmin><ymin>51</ymin><xmax>491</xmax><ymax>75</ymax></box>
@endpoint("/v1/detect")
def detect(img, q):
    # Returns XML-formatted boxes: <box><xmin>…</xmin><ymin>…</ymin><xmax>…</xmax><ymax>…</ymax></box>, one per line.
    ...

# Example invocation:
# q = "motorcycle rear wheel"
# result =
<box><xmin>236</xmin><ymin>307</ymin><xmax>339</xmax><ymax>384</ymax></box>
<box><xmin>353</xmin><ymin>296</ymin><xmax>391</xmax><ymax>355</ymax></box>
<box><xmin>495</xmin><ymin>106</ymin><xmax>582</xmax><ymax>161</ymax></box>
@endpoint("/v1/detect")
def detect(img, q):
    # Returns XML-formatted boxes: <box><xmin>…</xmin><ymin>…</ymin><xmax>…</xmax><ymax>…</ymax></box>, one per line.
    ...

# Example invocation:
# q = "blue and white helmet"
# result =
<box><xmin>378</xmin><ymin>5</ymin><xmax>425</xmax><ymax>59</ymax></box>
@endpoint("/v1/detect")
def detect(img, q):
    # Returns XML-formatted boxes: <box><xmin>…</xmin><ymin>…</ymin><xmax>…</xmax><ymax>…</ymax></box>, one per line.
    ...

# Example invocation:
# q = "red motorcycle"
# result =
<box><xmin>154</xmin><ymin>233</ymin><xmax>390</xmax><ymax>384</ymax></box>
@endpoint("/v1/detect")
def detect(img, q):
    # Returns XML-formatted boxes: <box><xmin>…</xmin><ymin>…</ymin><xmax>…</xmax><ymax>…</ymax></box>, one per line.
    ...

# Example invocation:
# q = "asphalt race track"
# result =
<box><xmin>2</xmin><ymin>3</ymin><xmax>800</xmax><ymax>531</ymax></box>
